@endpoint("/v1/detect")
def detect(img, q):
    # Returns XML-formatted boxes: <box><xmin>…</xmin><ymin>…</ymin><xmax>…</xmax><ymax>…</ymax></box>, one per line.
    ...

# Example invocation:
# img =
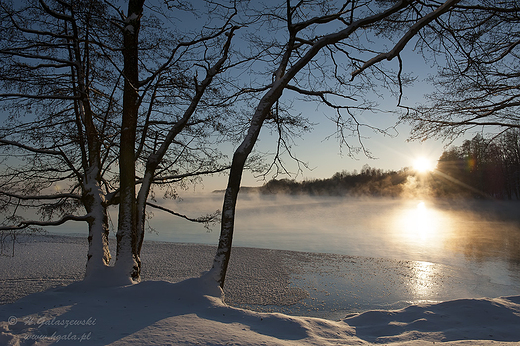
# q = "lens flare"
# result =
<box><xmin>413</xmin><ymin>157</ymin><xmax>434</xmax><ymax>173</ymax></box>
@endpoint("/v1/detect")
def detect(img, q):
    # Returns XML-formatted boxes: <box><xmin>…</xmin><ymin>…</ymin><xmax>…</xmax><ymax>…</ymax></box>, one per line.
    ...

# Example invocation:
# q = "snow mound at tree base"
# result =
<box><xmin>0</xmin><ymin>276</ymin><xmax>519</xmax><ymax>345</ymax></box>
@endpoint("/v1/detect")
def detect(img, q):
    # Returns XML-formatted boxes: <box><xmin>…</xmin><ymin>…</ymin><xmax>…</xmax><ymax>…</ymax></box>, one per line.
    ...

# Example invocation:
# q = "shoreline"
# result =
<box><xmin>2</xmin><ymin>234</ymin><xmax>520</xmax><ymax>321</ymax></box>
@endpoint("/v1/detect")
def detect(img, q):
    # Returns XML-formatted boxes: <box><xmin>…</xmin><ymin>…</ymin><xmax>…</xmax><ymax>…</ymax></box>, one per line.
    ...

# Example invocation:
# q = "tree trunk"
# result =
<box><xmin>207</xmin><ymin>0</ymin><xmax>419</xmax><ymax>287</ymax></box>
<box><xmin>133</xmin><ymin>27</ymin><xmax>237</xmax><ymax>259</ymax></box>
<box><xmin>209</xmin><ymin>152</ymin><xmax>246</xmax><ymax>288</ymax></box>
<box><xmin>85</xmin><ymin>200</ymin><xmax>111</xmax><ymax>279</ymax></box>
<box><xmin>82</xmin><ymin>176</ymin><xmax>111</xmax><ymax>280</ymax></box>
<box><xmin>114</xmin><ymin>0</ymin><xmax>145</xmax><ymax>283</ymax></box>
<box><xmin>136</xmin><ymin>169</ymin><xmax>155</xmax><ymax>256</ymax></box>
<box><xmin>210</xmin><ymin>97</ymin><xmax>279</xmax><ymax>287</ymax></box>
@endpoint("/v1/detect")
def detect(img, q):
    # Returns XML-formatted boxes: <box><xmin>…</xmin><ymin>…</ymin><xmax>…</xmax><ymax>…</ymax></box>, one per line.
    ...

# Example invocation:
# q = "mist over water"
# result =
<box><xmin>142</xmin><ymin>192</ymin><xmax>520</xmax><ymax>318</ymax></box>
<box><xmin>48</xmin><ymin>192</ymin><xmax>520</xmax><ymax>317</ymax></box>
<box><xmin>147</xmin><ymin>193</ymin><xmax>520</xmax><ymax>268</ymax></box>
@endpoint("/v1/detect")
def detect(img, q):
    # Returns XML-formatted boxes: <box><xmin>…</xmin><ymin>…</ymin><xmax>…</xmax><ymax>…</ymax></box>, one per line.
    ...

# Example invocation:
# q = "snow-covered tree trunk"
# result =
<box><xmin>210</xmin><ymin>96</ymin><xmax>280</xmax><ymax>287</ymax></box>
<box><xmin>83</xmin><ymin>185</ymin><xmax>111</xmax><ymax>280</ymax></box>
<box><xmin>136</xmin><ymin>168</ymin><xmax>155</xmax><ymax>256</ymax></box>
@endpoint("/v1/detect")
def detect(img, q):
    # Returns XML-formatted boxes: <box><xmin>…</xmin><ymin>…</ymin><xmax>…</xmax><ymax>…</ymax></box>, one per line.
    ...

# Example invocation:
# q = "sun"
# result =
<box><xmin>413</xmin><ymin>157</ymin><xmax>435</xmax><ymax>173</ymax></box>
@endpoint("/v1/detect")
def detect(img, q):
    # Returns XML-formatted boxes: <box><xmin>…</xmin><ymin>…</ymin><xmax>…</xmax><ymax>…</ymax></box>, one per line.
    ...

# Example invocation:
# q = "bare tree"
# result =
<box><xmin>401</xmin><ymin>1</ymin><xmax>520</xmax><ymax>142</ymax></box>
<box><xmin>0</xmin><ymin>0</ymin><xmax>119</xmax><ymax>276</ymax></box>
<box><xmin>208</xmin><ymin>0</ymin><xmax>461</xmax><ymax>288</ymax></box>
<box><xmin>114</xmin><ymin>0</ymin><xmax>240</xmax><ymax>281</ymax></box>
<box><xmin>0</xmin><ymin>0</ymin><xmax>238</xmax><ymax>282</ymax></box>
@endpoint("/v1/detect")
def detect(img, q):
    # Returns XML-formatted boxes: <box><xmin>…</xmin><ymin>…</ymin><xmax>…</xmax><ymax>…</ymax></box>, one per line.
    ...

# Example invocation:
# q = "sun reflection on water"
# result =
<box><xmin>391</xmin><ymin>201</ymin><xmax>458</xmax><ymax>300</ymax></box>
<box><xmin>396</xmin><ymin>200</ymin><xmax>445</xmax><ymax>246</ymax></box>
<box><xmin>408</xmin><ymin>260</ymin><xmax>438</xmax><ymax>300</ymax></box>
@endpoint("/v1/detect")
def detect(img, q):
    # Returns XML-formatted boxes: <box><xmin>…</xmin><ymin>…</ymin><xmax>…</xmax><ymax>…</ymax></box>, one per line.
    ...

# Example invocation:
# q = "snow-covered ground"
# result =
<box><xmin>1</xmin><ymin>235</ymin><xmax>520</xmax><ymax>345</ymax></box>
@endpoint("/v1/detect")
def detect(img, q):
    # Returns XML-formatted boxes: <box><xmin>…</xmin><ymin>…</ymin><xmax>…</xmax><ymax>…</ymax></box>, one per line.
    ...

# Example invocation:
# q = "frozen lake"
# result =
<box><xmin>47</xmin><ymin>193</ymin><xmax>520</xmax><ymax>318</ymax></box>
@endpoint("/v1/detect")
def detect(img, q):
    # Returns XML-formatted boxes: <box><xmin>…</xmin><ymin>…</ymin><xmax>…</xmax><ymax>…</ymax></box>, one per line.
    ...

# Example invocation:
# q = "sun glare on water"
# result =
<box><xmin>394</xmin><ymin>200</ymin><xmax>444</xmax><ymax>248</ymax></box>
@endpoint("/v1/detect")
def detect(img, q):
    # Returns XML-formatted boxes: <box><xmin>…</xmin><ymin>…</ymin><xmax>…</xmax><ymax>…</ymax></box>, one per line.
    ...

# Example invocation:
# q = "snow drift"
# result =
<box><xmin>1</xmin><ymin>275</ymin><xmax>519</xmax><ymax>345</ymax></box>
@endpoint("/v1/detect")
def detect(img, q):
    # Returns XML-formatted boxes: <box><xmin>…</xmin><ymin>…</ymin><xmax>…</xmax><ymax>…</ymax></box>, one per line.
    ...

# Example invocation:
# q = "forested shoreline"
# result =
<box><xmin>232</xmin><ymin>131</ymin><xmax>520</xmax><ymax>200</ymax></box>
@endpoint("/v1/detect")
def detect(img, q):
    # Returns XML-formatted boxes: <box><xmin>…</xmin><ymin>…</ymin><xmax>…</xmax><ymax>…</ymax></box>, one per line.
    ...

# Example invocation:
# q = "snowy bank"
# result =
<box><xmin>1</xmin><ymin>235</ymin><xmax>520</xmax><ymax>345</ymax></box>
<box><xmin>3</xmin><ymin>235</ymin><xmax>519</xmax><ymax>320</ymax></box>
<box><xmin>0</xmin><ymin>276</ymin><xmax>519</xmax><ymax>345</ymax></box>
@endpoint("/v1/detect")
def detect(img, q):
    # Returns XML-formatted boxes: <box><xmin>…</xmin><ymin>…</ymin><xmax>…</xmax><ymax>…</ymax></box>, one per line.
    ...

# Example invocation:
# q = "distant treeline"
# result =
<box><xmin>240</xmin><ymin>130</ymin><xmax>520</xmax><ymax>199</ymax></box>
<box><xmin>256</xmin><ymin>166</ymin><xmax>409</xmax><ymax>197</ymax></box>
<box><xmin>433</xmin><ymin>131</ymin><xmax>520</xmax><ymax>199</ymax></box>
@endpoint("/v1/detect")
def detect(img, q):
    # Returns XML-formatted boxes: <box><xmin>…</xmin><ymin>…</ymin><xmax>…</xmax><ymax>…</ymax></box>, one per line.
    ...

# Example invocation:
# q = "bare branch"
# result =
<box><xmin>0</xmin><ymin>93</ymin><xmax>78</xmax><ymax>100</ymax></box>
<box><xmin>285</xmin><ymin>84</ymin><xmax>357</xmax><ymax>103</ymax></box>
<box><xmin>0</xmin><ymin>191</ymin><xmax>81</xmax><ymax>201</ymax></box>
<box><xmin>38</xmin><ymin>0</ymin><xmax>73</xmax><ymax>21</ymax></box>
<box><xmin>0</xmin><ymin>139</ymin><xmax>64</xmax><ymax>156</ymax></box>
<box><xmin>0</xmin><ymin>214</ymin><xmax>89</xmax><ymax>231</ymax></box>
<box><xmin>351</xmin><ymin>0</ymin><xmax>461</xmax><ymax>79</ymax></box>
<box><xmin>150</xmin><ymin>166</ymin><xmax>230</xmax><ymax>184</ymax></box>
<box><xmin>146</xmin><ymin>202</ymin><xmax>219</xmax><ymax>224</ymax></box>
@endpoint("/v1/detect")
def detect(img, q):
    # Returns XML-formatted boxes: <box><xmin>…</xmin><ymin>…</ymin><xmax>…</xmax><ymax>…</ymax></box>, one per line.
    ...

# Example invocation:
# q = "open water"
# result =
<box><xmin>46</xmin><ymin>193</ymin><xmax>520</xmax><ymax>319</ymax></box>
